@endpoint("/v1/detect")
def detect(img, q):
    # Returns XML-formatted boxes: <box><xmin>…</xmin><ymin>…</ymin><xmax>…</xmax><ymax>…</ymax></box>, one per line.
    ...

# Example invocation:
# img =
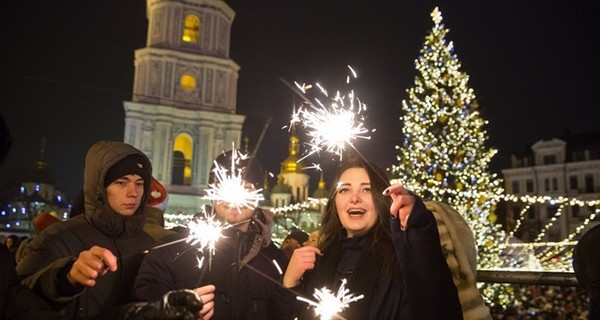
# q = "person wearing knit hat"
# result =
<box><xmin>207</xmin><ymin>149</ymin><xmax>266</xmax><ymax>228</ymax></box>
<box><xmin>280</xmin><ymin>230</ymin><xmax>309</xmax><ymax>258</ymax></box>
<box><xmin>103</xmin><ymin>154</ymin><xmax>151</xmax><ymax>188</ymax></box>
<box><xmin>16</xmin><ymin>141</ymin><xmax>206</xmax><ymax>319</ymax></box>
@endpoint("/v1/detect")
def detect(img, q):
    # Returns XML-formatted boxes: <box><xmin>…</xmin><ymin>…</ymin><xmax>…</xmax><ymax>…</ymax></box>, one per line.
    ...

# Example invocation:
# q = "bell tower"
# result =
<box><xmin>123</xmin><ymin>0</ymin><xmax>244</xmax><ymax>212</ymax></box>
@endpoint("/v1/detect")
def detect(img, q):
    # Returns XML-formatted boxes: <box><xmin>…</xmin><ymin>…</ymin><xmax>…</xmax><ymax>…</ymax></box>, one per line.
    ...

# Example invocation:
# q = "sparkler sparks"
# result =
<box><xmin>205</xmin><ymin>148</ymin><xmax>265</xmax><ymax>212</ymax></box>
<box><xmin>297</xmin><ymin>279</ymin><xmax>364</xmax><ymax>320</ymax></box>
<box><xmin>186</xmin><ymin>210</ymin><xmax>227</xmax><ymax>257</ymax></box>
<box><xmin>287</xmin><ymin>65</ymin><xmax>372</xmax><ymax>161</ymax></box>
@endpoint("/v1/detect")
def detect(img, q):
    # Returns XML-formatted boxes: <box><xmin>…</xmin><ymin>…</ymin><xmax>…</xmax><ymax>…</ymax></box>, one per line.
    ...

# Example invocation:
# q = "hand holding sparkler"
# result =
<box><xmin>67</xmin><ymin>245</ymin><xmax>117</xmax><ymax>287</ymax></box>
<box><xmin>296</xmin><ymin>279</ymin><xmax>364</xmax><ymax>320</ymax></box>
<box><xmin>282</xmin><ymin>245</ymin><xmax>322</xmax><ymax>288</ymax></box>
<box><xmin>384</xmin><ymin>184</ymin><xmax>415</xmax><ymax>230</ymax></box>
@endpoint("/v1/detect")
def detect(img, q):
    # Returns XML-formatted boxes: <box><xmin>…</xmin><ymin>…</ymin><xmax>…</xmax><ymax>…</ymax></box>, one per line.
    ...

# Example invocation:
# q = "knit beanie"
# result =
<box><xmin>286</xmin><ymin>230</ymin><xmax>309</xmax><ymax>244</ymax></box>
<box><xmin>104</xmin><ymin>154</ymin><xmax>151</xmax><ymax>187</ymax></box>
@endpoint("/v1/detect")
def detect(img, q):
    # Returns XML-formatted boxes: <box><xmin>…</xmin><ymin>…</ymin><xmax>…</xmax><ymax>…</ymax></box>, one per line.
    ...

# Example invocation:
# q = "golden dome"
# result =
<box><xmin>281</xmin><ymin>135</ymin><xmax>305</xmax><ymax>173</ymax></box>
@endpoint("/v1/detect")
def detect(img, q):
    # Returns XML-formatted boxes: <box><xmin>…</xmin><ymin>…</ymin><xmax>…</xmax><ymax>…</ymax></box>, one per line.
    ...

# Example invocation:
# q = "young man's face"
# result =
<box><xmin>106</xmin><ymin>174</ymin><xmax>145</xmax><ymax>216</ymax></box>
<box><xmin>213</xmin><ymin>181</ymin><xmax>256</xmax><ymax>226</ymax></box>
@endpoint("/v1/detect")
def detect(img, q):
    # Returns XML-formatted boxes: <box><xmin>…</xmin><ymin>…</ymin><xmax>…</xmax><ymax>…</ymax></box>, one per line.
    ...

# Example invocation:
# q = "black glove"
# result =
<box><xmin>122</xmin><ymin>289</ymin><xmax>203</xmax><ymax>320</ymax></box>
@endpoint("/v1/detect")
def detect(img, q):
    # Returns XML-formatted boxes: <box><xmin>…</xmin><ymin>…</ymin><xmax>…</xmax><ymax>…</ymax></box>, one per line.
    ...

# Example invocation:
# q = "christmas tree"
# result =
<box><xmin>390</xmin><ymin>7</ymin><xmax>511</xmax><ymax>307</ymax></box>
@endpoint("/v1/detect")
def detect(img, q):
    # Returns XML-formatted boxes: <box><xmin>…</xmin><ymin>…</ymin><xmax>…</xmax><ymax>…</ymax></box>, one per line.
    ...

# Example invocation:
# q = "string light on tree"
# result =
<box><xmin>389</xmin><ymin>6</ymin><xmax>510</xmax><ymax>307</ymax></box>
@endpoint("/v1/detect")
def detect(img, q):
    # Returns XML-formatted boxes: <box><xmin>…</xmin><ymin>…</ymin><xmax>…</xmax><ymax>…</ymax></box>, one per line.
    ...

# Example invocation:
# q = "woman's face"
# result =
<box><xmin>334</xmin><ymin>167</ymin><xmax>378</xmax><ymax>237</ymax></box>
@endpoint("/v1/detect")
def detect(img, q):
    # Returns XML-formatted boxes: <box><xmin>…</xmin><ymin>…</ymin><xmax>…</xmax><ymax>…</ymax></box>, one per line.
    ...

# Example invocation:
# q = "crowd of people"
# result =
<box><xmin>0</xmin><ymin>139</ymin><xmax>462</xmax><ymax>319</ymax></box>
<box><xmin>489</xmin><ymin>285</ymin><xmax>590</xmax><ymax>320</ymax></box>
<box><xmin>1</xmin><ymin>138</ymin><xmax>597</xmax><ymax>319</ymax></box>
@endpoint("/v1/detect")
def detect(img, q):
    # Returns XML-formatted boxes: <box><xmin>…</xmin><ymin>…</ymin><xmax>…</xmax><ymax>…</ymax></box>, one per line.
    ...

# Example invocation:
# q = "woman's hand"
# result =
<box><xmin>282</xmin><ymin>246</ymin><xmax>321</xmax><ymax>288</ymax></box>
<box><xmin>384</xmin><ymin>184</ymin><xmax>414</xmax><ymax>230</ymax></box>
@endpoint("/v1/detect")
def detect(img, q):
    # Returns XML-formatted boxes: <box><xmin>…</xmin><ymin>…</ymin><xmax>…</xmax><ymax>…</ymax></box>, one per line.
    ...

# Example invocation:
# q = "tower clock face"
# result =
<box><xmin>180</xmin><ymin>74</ymin><xmax>196</xmax><ymax>91</ymax></box>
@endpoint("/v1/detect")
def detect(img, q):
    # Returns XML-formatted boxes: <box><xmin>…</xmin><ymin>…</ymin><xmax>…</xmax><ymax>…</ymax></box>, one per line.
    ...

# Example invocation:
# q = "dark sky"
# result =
<box><xmin>1</xmin><ymin>0</ymin><xmax>599</xmax><ymax>198</ymax></box>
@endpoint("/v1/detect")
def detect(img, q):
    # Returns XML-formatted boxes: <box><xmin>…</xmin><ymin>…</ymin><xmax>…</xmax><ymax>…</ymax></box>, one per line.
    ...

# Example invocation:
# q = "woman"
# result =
<box><xmin>279</xmin><ymin>156</ymin><xmax>463</xmax><ymax>319</ymax></box>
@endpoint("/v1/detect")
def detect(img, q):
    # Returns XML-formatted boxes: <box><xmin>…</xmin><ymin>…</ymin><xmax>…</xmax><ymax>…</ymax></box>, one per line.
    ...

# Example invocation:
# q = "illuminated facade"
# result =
<box><xmin>502</xmin><ymin>131</ymin><xmax>600</xmax><ymax>242</ymax></box>
<box><xmin>0</xmin><ymin>152</ymin><xmax>69</xmax><ymax>236</ymax></box>
<box><xmin>123</xmin><ymin>0</ymin><xmax>243</xmax><ymax>215</ymax></box>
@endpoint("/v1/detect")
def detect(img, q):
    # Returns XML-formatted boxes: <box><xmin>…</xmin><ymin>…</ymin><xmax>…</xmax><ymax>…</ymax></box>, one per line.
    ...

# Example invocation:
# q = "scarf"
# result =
<box><xmin>425</xmin><ymin>200</ymin><xmax>492</xmax><ymax>320</ymax></box>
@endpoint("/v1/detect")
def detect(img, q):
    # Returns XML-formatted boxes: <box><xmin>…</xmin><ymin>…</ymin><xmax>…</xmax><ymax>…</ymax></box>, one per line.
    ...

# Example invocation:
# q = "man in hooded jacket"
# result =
<box><xmin>15</xmin><ymin>141</ymin><xmax>202</xmax><ymax>319</ymax></box>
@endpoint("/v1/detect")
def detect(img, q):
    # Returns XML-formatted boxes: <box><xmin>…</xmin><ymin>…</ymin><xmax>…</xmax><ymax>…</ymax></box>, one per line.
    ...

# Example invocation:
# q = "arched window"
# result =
<box><xmin>172</xmin><ymin>134</ymin><xmax>193</xmax><ymax>185</ymax></box>
<box><xmin>182</xmin><ymin>14</ymin><xmax>200</xmax><ymax>43</ymax></box>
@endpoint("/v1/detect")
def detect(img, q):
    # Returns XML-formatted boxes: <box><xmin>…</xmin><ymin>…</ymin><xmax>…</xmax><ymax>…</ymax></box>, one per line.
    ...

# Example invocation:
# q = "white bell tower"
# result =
<box><xmin>123</xmin><ymin>0</ymin><xmax>243</xmax><ymax>214</ymax></box>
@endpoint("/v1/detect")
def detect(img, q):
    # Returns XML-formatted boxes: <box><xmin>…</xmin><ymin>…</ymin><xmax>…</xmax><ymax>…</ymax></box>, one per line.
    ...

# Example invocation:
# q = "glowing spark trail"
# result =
<box><xmin>287</xmin><ymin>65</ymin><xmax>372</xmax><ymax>161</ymax></box>
<box><xmin>186</xmin><ymin>211</ymin><xmax>227</xmax><ymax>257</ymax></box>
<box><xmin>205</xmin><ymin>148</ymin><xmax>264</xmax><ymax>212</ymax></box>
<box><xmin>297</xmin><ymin>279</ymin><xmax>364</xmax><ymax>320</ymax></box>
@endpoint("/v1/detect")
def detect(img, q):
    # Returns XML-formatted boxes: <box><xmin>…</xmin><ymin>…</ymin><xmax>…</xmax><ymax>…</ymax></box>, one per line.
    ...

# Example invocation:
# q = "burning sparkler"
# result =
<box><xmin>286</xmin><ymin>65</ymin><xmax>373</xmax><ymax>161</ymax></box>
<box><xmin>186</xmin><ymin>209</ymin><xmax>227</xmax><ymax>258</ymax></box>
<box><xmin>205</xmin><ymin>148</ymin><xmax>265</xmax><ymax>213</ymax></box>
<box><xmin>297</xmin><ymin>279</ymin><xmax>364</xmax><ymax>320</ymax></box>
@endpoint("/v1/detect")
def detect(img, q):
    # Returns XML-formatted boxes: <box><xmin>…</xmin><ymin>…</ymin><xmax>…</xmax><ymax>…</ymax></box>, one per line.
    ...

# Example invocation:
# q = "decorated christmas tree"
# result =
<box><xmin>390</xmin><ymin>7</ymin><xmax>511</xmax><ymax>307</ymax></box>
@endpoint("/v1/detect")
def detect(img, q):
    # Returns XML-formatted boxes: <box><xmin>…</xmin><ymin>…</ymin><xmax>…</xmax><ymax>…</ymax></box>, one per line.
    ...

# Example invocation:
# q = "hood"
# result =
<box><xmin>83</xmin><ymin>141</ymin><xmax>152</xmax><ymax>237</ymax></box>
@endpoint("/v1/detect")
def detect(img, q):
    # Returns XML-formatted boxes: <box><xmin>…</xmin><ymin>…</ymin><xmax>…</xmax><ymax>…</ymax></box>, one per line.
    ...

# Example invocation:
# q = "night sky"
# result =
<box><xmin>1</xmin><ymin>0</ymin><xmax>599</xmax><ymax>198</ymax></box>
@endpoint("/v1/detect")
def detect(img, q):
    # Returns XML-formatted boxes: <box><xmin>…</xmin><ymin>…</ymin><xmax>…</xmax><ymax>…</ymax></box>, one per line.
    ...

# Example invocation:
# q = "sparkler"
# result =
<box><xmin>186</xmin><ymin>209</ymin><xmax>227</xmax><ymax>258</ymax></box>
<box><xmin>297</xmin><ymin>279</ymin><xmax>364</xmax><ymax>320</ymax></box>
<box><xmin>285</xmin><ymin>65</ymin><xmax>373</xmax><ymax>161</ymax></box>
<box><xmin>205</xmin><ymin>148</ymin><xmax>265</xmax><ymax>212</ymax></box>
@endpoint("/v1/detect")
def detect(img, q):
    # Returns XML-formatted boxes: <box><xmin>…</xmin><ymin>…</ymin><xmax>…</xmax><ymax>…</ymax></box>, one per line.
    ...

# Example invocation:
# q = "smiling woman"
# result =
<box><xmin>334</xmin><ymin>167</ymin><xmax>379</xmax><ymax>237</ymax></box>
<box><xmin>276</xmin><ymin>154</ymin><xmax>463</xmax><ymax>320</ymax></box>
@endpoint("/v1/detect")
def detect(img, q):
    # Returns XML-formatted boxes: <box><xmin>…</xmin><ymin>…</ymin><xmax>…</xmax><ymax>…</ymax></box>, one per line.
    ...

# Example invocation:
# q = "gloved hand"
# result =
<box><xmin>252</xmin><ymin>208</ymin><xmax>274</xmax><ymax>247</ymax></box>
<box><xmin>122</xmin><ymin>289</ymin><xmax>203</xmax><ymax>320</ymax></box>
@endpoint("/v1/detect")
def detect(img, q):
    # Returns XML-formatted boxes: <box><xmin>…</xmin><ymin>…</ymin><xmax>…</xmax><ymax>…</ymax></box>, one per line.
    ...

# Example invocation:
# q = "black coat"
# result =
<box><xmin>276</xmin><ymin>197</ymin><xmax>463</xmax><ymax>320</ymax></box>
<box><xmin>0</xmin><ymin>245</ymin><xmax>68</xmax><ymax>320</ymax></box>
<box><xmin>573</xmin><ymin>223</ymin><xmax>600</xmax><ymax>320</ymax></box>
<box><xmin>15</xmin><ymin>141</ymin><xmax>169</xmax><ymax>319</ymax></box>
<box><xmin>134</xmin><ymin>220</ymin><xmax>290</xmax><ymax>320</ymax></box>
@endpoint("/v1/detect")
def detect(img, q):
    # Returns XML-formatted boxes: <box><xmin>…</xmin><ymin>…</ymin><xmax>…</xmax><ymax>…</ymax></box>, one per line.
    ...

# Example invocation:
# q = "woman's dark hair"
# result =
<box><xmin>318</xmin><ymin>154</ymin><xmax>398</xmax><ymax>275</ymax></box>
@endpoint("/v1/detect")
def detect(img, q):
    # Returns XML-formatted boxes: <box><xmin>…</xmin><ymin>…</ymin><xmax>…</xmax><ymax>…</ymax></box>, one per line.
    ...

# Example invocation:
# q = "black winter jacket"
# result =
<box><xmin>134</xmin><ymin>214</ymin><xmax>290</xmax><ymax>320</ymax></box>
<box><xmin>1</xmin><ymin>245</ymin><xmax>68</xmax><ymax>320</ymax></box>
<box><xmin>16</xmin><ymin>141</ymin><xmax>168</xmax><ymax>319</ymax></box>
<box><xmin>276</xmin><ymin>197</ymin><xmax>463</xmax><ymax>320</ymax></box>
